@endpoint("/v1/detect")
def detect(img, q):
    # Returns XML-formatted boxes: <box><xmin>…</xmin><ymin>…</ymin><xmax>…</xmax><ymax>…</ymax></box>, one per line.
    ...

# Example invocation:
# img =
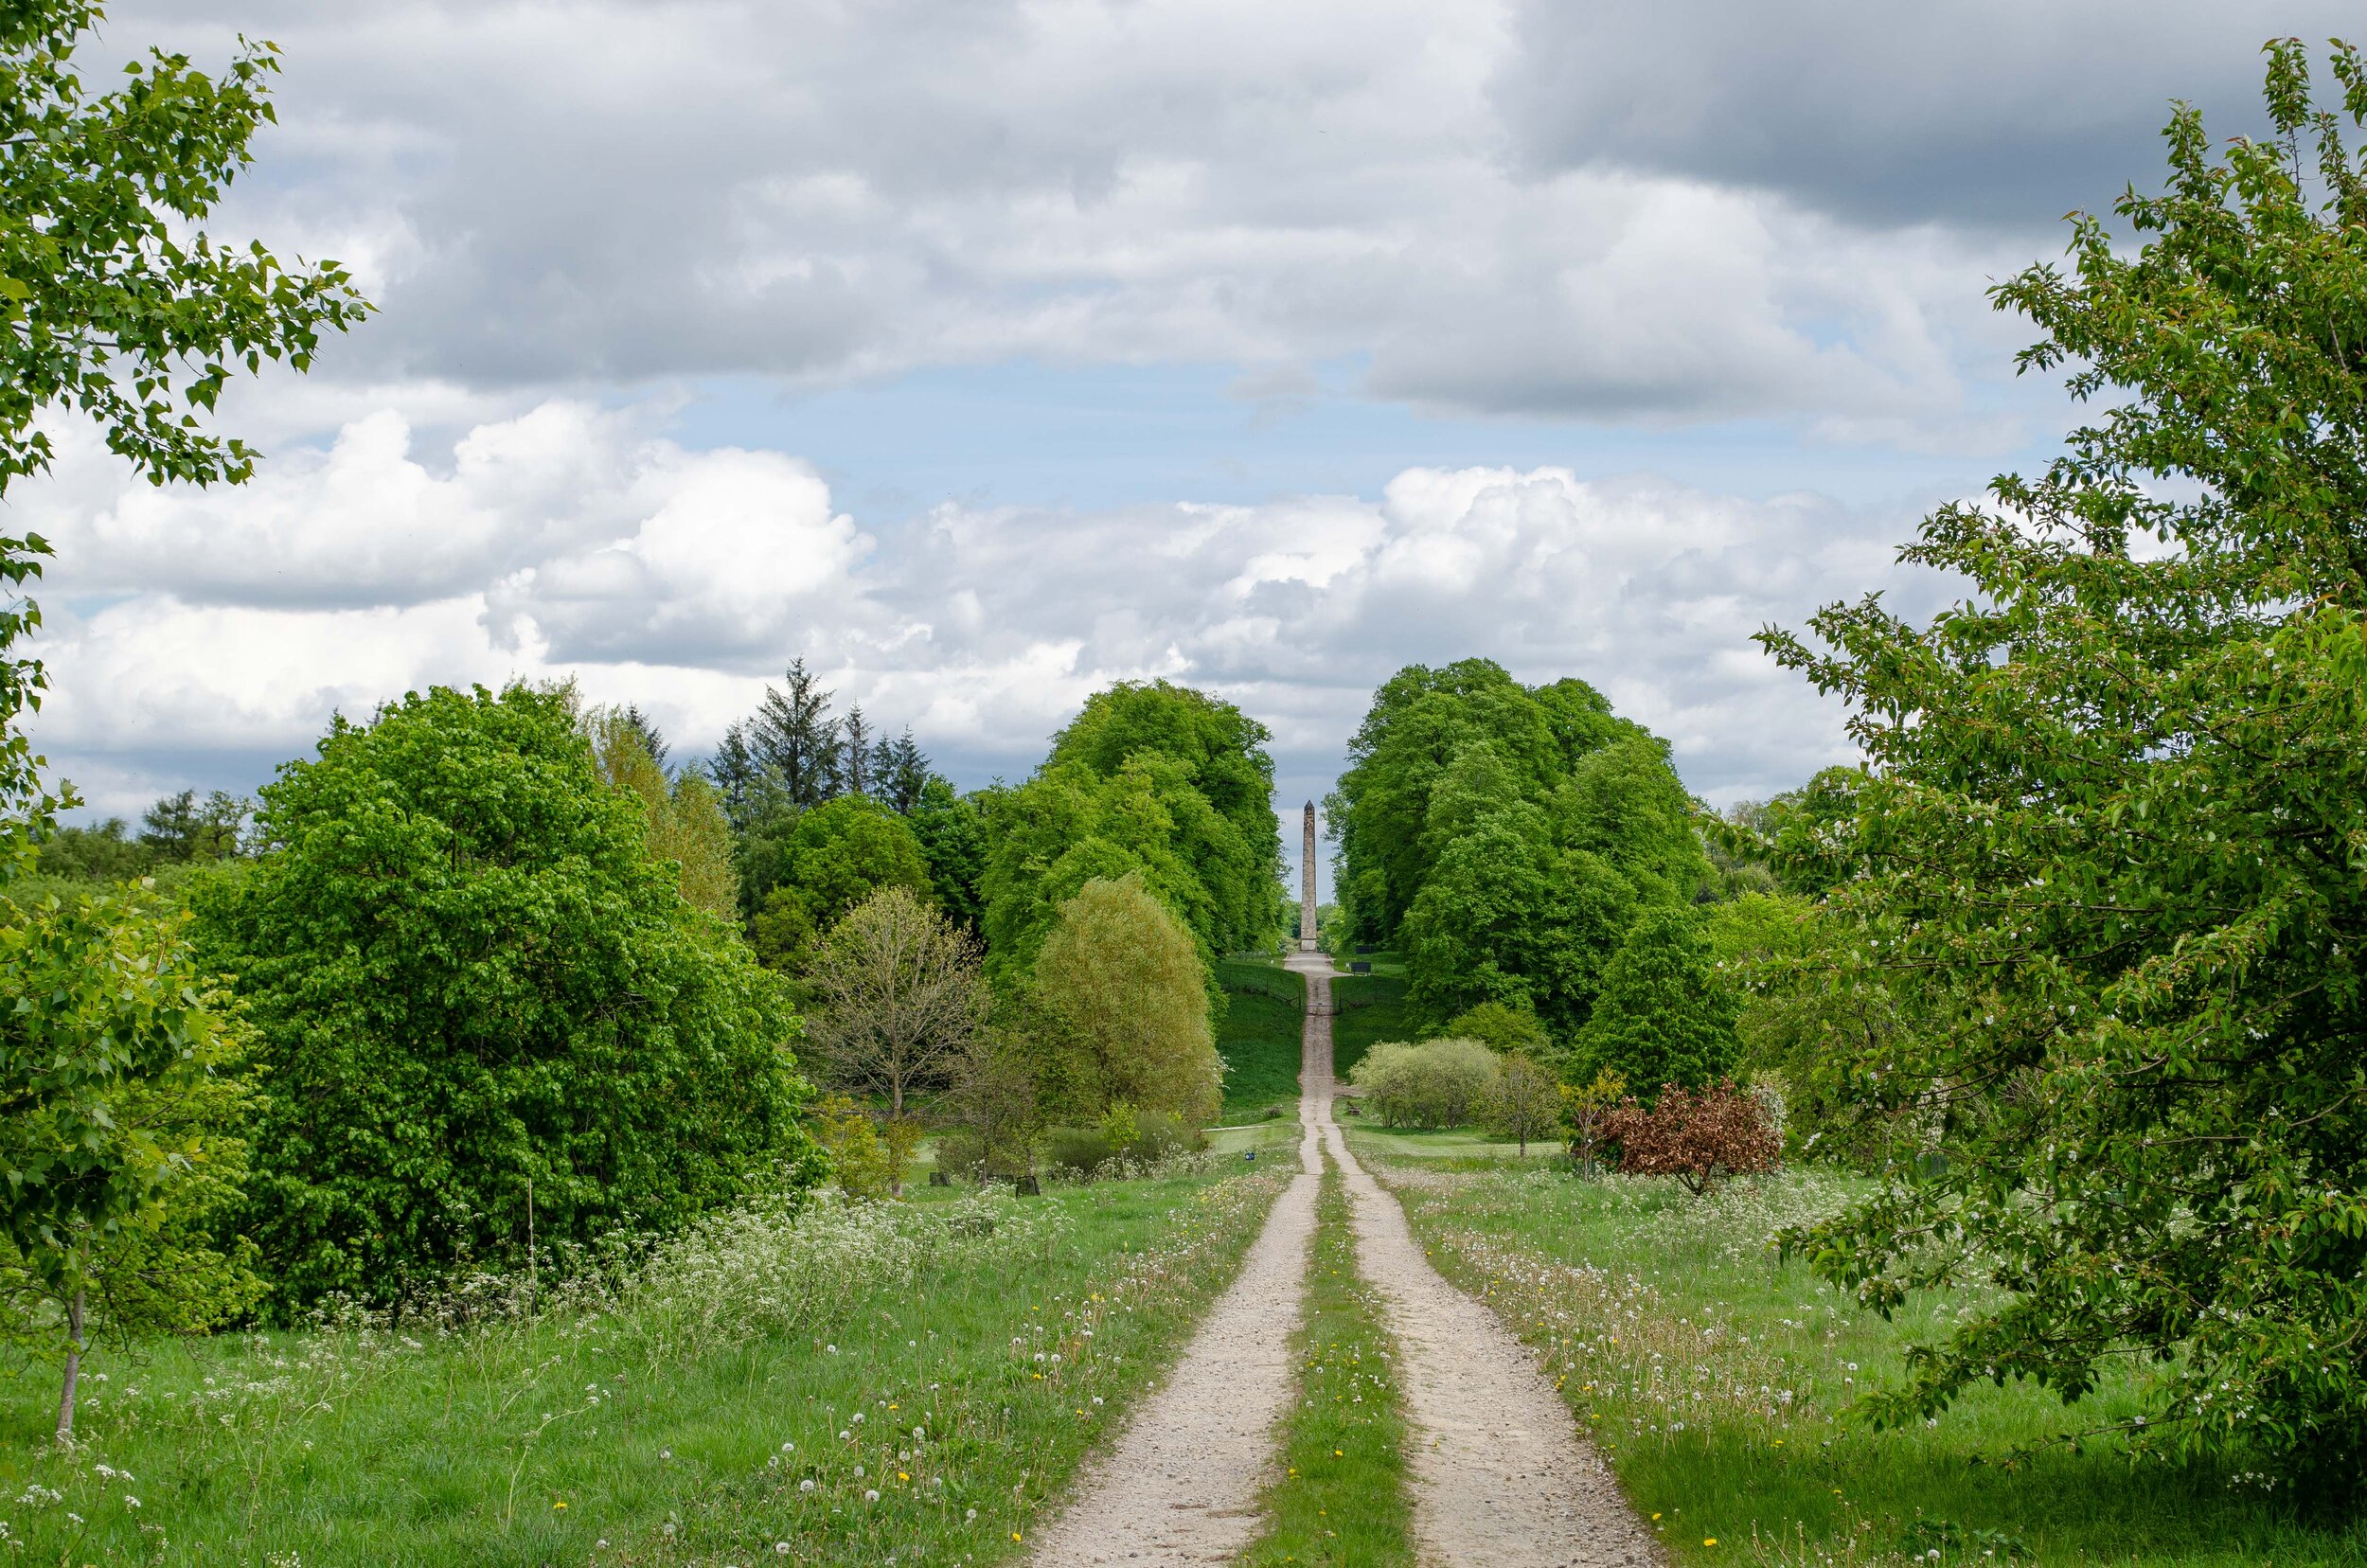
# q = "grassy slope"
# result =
<box><xmin>0</xmin><ymin>1149</ymin><xmax>1292</xmax><ymax>1567</ymax></box>
<box><xmin>1216</xmin><ymin>957</ymin><xmax>1307</xmax><ymax>1119</ymax></box>
<box><xmin>1327</xmin><ymin>970</ymin><xmax>1408</xmax><ymax>1079</ymax></box>
<box><xmin>1361</xmin><ymin>1153</ymin><xmax>2366</xmax><ymax>1567</ymax></box>
<box><xmin>1242</xmin><ymin>1155</ymin><xmax>1415</xmax><ymax>1567</ymax></box>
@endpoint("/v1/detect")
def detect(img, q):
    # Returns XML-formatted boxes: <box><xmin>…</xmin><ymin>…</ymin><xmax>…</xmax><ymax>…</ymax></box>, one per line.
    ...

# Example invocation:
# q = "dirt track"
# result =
<box><xmin>1028</xmin><ymin>950</ymin><xmax>1658</xmax><ymax>1566</ymax></box>
<box><xmin>1023</xmin><ymin>1042</ymin><xmax>1322</xmax><ymax>1564</ymax></box>
<box><xmin>1297</xmin><ymin>953</ymin><xmax>1660</xmax><ymax>1566</ymax></box>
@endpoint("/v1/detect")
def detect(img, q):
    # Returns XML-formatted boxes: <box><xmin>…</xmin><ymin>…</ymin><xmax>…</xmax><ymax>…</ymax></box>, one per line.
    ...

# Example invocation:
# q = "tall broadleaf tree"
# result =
<box><xmin>1765</xmin><ymin>40</ymin><xmax>2367</xmax><ymax>1494</ymax></box>
<box><xmin>193</xmin><ymin>685</ymin><xmax>822</xmax><ymax>1305</ymax></box>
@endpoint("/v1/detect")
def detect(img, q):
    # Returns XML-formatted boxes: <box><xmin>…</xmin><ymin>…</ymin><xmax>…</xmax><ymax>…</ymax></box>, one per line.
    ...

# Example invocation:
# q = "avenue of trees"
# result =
<box><xmin>3</xmin><ymin>0</ymin><xmax>2360</xmax><ymax>1506</ymax></box>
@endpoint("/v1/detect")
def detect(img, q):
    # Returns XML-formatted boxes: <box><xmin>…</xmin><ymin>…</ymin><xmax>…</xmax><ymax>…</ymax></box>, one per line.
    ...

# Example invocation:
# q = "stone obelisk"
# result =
<box><xmin>1300</xmin><ymin>801</ymin><xmax>1319</xmax><ymax>951</ymax></box>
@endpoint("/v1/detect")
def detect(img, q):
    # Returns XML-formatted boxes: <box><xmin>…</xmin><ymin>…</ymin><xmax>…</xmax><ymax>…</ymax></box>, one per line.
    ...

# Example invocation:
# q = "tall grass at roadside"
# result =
<box><xmin>1358</xmin><ymin>1153</ymin><xmax>2367</xmax><ymax>1568</ymax></box>
<box><xmin>0</xmin><ymin>1148</ymin><xmax>1290</xmax><ymax>1566</ymax></box>
<box><xmin>1242</xmin><ymin>1154</ymin><xmax>1415</xmax><ymax>1567</ymax></box>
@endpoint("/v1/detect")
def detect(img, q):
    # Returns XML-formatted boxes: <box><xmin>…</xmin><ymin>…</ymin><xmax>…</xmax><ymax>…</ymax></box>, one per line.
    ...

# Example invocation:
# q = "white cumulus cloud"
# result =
<box><xmin>25</xmin><ymin>400</ymin><xmax>1950</xmax><ymax>819</ymax></box>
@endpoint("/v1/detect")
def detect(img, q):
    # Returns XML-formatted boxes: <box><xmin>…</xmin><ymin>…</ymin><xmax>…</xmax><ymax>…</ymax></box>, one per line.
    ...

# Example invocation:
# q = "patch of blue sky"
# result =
<box><xmin>660</xmin><ymin>357</ymin><xmax>2056</xmax><ymax>521</ymax></box>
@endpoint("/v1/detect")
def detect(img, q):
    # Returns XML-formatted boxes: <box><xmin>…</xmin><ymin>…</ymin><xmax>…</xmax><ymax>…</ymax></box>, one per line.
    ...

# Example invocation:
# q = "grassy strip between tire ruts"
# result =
<box><xmin>0</xmin><ymin>1153</ymin><xmax>1291</xmax><ymax>1568</ymax></box>
<box><xmin>1361</xmin><ymin>1151</ymin><xmax>2367</xmax><ymax>1568</ymax></box>
<box><xmin>1241</xmin><ymin>1152</ymin><xmax>1417</xmax><ymax>1568</ymax></box>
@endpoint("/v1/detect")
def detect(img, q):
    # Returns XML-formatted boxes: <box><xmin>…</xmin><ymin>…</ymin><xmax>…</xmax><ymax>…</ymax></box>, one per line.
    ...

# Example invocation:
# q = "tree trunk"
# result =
<box><xmin>55</xmin><ymin>1286</ymin><xmax>85</xmax><ymax>1444</ymax></box>
<box><xmin>888</xmin><ymin>1079</ymin><xmax>906</xmax><ymax>1197</ymax></box>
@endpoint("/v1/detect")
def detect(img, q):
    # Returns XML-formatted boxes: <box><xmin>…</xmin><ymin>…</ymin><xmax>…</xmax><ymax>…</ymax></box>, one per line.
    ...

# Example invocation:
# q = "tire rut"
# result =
<box><xmin>1296</xmin><ymin>952</ymin><xmax>1662</xmax><ymax>1568</ymax></box>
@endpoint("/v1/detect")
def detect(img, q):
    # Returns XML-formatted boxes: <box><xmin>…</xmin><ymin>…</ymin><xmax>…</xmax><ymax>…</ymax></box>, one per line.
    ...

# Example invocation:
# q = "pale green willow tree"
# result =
<box><xmin>1766</xmin><ymin>41</ymin><xmax>2367</xmax><ymax>1498</ymax></box>
<box><xmin>0</xmin><ymin>1</ymin><xmax>369</xmax><ymax>1438</ymax></box>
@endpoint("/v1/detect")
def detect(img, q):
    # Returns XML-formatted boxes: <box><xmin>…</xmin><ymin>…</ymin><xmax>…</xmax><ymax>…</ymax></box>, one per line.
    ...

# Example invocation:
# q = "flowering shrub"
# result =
<box><xmin>1601</xmin><ymin>1081</ymin><xmax>1779</xmax><ymax>1195</ymax></box>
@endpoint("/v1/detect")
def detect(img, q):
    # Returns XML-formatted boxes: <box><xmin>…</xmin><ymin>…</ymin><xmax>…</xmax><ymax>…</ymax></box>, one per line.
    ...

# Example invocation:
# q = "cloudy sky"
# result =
<box><xmin>18</xmin><ymin>0</ymin><xmax>2347</xmax><ymax>885</ymax></box>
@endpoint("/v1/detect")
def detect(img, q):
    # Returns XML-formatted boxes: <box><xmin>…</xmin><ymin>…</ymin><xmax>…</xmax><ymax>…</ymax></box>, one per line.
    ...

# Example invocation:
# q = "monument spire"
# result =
<box><xmin>1301</xmin><ymin>801</ymin><xmax>1318</xmax><ymax>952</ymax></box>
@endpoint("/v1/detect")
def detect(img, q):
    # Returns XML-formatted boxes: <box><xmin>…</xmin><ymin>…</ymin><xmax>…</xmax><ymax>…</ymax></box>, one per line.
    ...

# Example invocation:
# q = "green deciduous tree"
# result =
<box><xmin>1028</xmin><ymin>872</ymin><xmax>1220</xmax><ymax>1126</ymax></box>
<box><xmin>193</xmin><ymin>684</ymin><xmax>823</xmax><ymax>1305</ymax></box>
<box><xmin>1550</xmin><ymin>735</ymin><xmax>1711</xmax><ymax>904</ymax></box>
<box><xmin>1398</xmin><ymin>815</ymin><xmax>1636</xmax><ymax>1036</ymax></box>
<box><xmin>1481</xmin><ymin>1051</ymin><xmax>1561</xmax><ymax>1155</ymax></box>
<box><xmin>584</xmin><ymin>702</ymin><xmax>739</xmax><ymax>919</ymax></box>
<box><xmin>742</xmin><ymin>795</ymin><xmax>929</xmax><ymax>972</ymax></box>
<box><xmin>802</xmin><ymin>885</ymin><xmax>988</xmax><ymax>1191</ymax></box>
<box><xmin>1763</xmin><ymin>42</ymin><xmax>2367</xmax><ymax>1492</ymax></box>
<box><xmin>983</xmin><ymin>682</ymin><xmax>1286</xmax><ymax>984</ymax></box>
<box><xmin>0</xmin><ymin>884</ymin><xmax>258</xmax><ymax>1439</ymax></box>
<box><xmin>1328</xmin><ymin>661</ymin><xmax>1709</xmax><ymax>1036</ymax></box>
<box><xmin>1571</xmin><ymin>907</ymin><xmax>1741</xmax><ymax>1102</ymax></box>
<box><xmin>0</xmin><ymin>4</ymin><xmax>370</xmax><ymax>497</ymax></box>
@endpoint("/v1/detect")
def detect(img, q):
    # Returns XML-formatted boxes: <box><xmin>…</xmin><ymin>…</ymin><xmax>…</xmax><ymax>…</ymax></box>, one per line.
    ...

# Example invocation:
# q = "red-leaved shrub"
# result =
<box><xmin>1601</xmin><ymin>1080</ymin><xmax>1779</xmax><ymax>1195</ymax></box>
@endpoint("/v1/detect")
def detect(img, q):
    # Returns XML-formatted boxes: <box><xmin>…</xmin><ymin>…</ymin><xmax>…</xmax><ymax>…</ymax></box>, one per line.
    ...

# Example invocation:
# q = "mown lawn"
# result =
<box><xmin>1328</xmin><ymin>969</ymin><xmax>1408</xmax><ymax>1078</ymax></box>
<box><xmin>0</xmin><ymin>1145</ymin><xmax>1293</xmax><ymax>1566</ymax></box>
<box><xmin>1217</xmin><ymin>957</ymin><xmax>1307</xmax><ymax>1119</ymax></box>
<box><xmin>1338</xmin><ymin>1123</ymin><xmax>1561</xmax><ymax>1165</ymax></box>
<box><xmin>1360</xmin><ymin>1153</ymin><xmax>2367</xmax><ymax>1567</ymax></box>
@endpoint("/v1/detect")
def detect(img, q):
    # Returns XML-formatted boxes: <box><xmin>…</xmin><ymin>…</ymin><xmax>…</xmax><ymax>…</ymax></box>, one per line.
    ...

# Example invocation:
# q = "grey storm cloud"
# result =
<box><xmin>96</xmin><ymin>0</ymin><xmax>2120</xmax><ymax>427</ymax></box>
<box><xmin>1488</xmin><ymin>0</ymin><xmax>2359</xmax><ymax>229</ymax></box>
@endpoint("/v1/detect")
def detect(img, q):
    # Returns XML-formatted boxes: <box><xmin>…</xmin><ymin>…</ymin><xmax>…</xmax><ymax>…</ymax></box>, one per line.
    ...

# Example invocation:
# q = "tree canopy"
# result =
<box><xmin>192</xmin><ymin>684</ymin><xmax>822</xmax><ymax>1305</ymax></box>
<box><xmin>982</xmin><ymin>680</ymin><xmax>1287</xmax><ymax>983</ymax></box>
<box><xmin>742</xmin><ymin>795</ymin><xmax>930</xmax><ymax>972</ymax></box>
<box><xmin>1329</xmin><ymin>659</ymin><xmax>1709</xmax><ymax>1036</ymax></box>
<box><xmin>584</xmin><ymin>703</ymin><xmax>738</xmax><ymax>920</ymax></box>
<box><xmin>1028</xmin><ymin>872</ymin><xmax>1222</xmax><ymax>1126</ymax></box>
<box><xmin>1764</xmin><ymin>41</ymin><xmax>2367</xmax><ymax>1491</ymax></box>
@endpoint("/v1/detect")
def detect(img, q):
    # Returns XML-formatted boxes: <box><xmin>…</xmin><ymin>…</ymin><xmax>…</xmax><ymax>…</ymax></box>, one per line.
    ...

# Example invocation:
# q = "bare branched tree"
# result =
<box><xmin>803</xmin><ymin>886</ymin><xmax>989</xmax><ymax>1189</ymax></box>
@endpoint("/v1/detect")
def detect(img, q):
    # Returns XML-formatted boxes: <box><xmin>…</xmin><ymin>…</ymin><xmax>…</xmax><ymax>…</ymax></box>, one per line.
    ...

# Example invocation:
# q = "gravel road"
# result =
<box><xmin>1029</xmin><ymin>950</ymin><xmax>1659</xmax><ymax>1566</ymax></box>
